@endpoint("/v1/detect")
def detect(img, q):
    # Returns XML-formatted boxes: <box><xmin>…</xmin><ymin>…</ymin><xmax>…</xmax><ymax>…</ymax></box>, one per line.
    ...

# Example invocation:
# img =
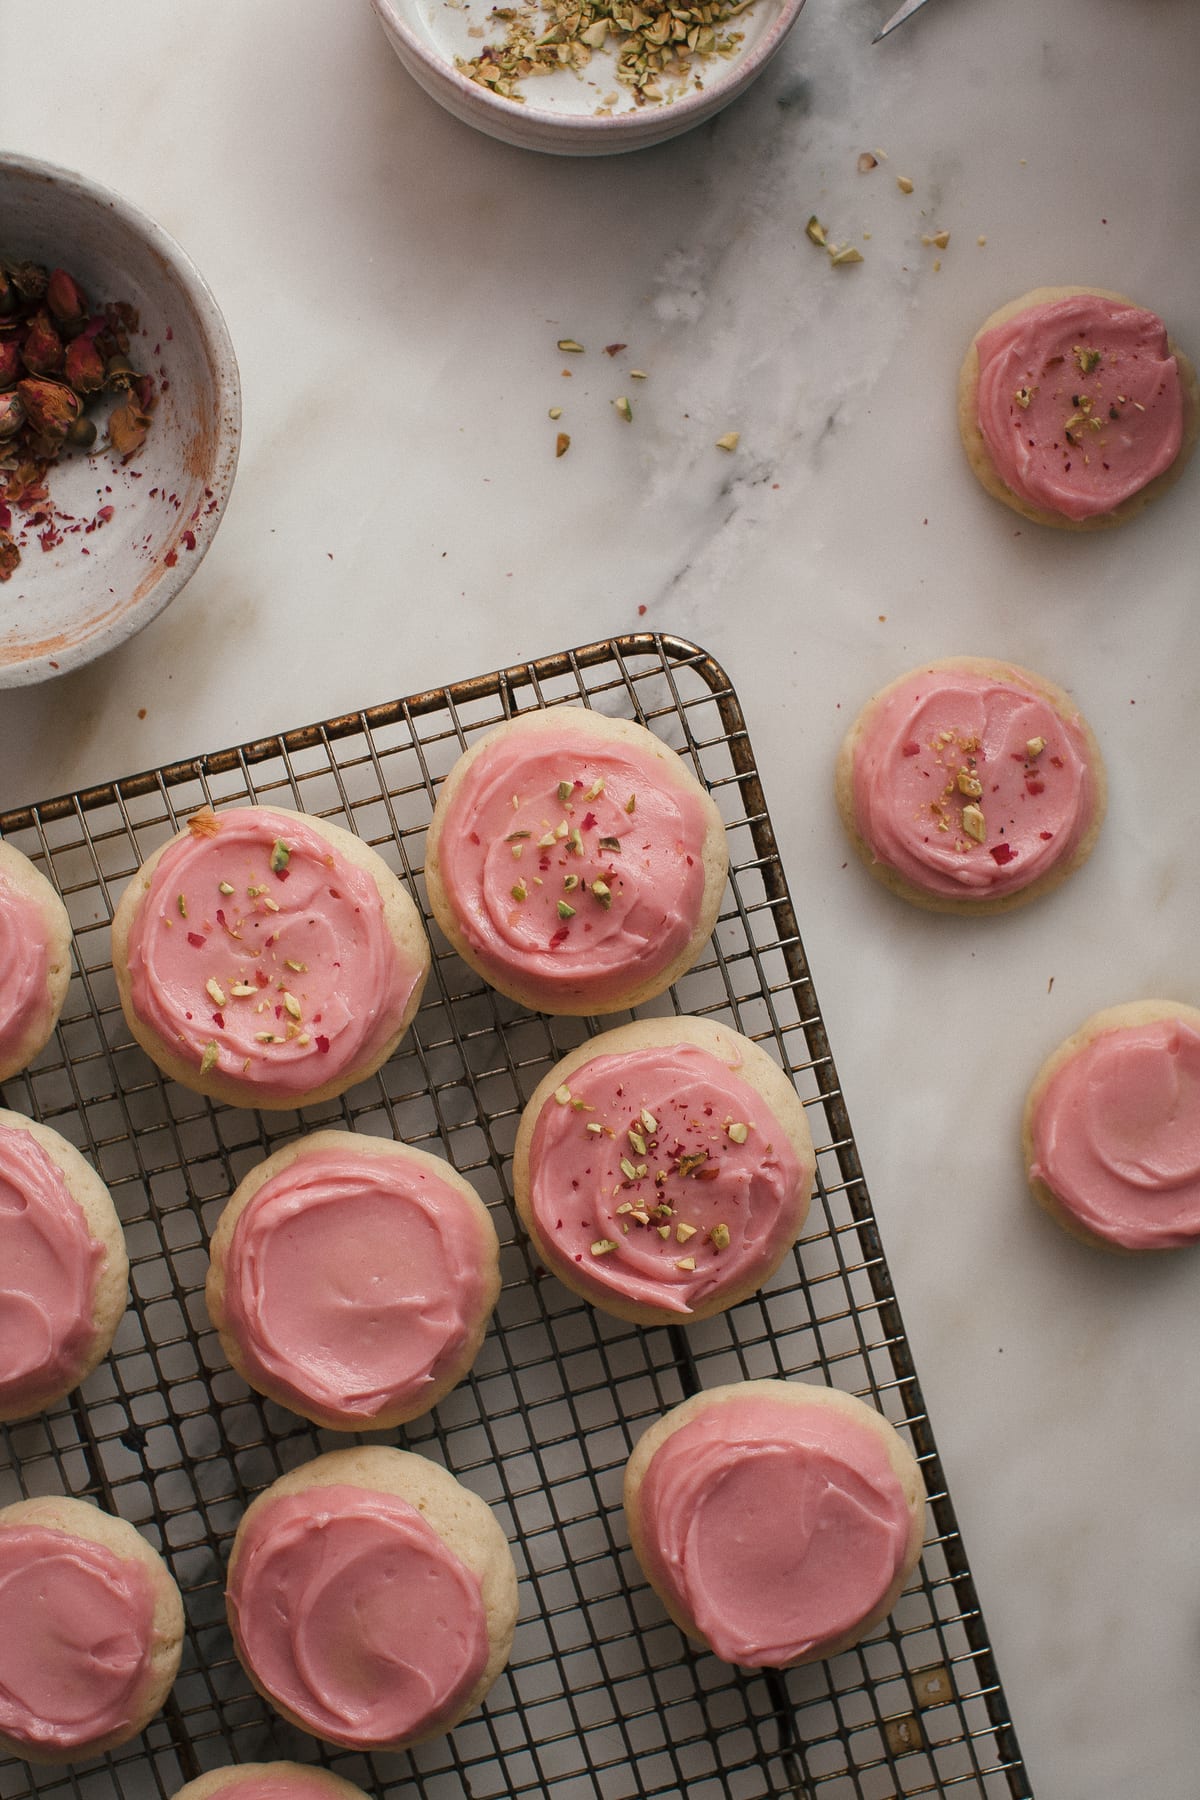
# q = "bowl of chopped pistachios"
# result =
<box><xmin>0</xmin><ymin>155</ymin><xmax>241</xmax><ymax>686</ymax></box>
<box><xmin>371</xmin><ymin>0</ymin><xmax>806</xmax><ymax>154</ymax></box>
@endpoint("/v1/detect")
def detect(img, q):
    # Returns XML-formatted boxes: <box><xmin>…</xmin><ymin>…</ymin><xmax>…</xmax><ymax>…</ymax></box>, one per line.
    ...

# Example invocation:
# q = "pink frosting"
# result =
<box><xmin>222</xmin><ymin>1146</ymin><xmax>492</xmax><ymax>1423</ymax></box>
<box><xmin>635</xmin><ymin>1395</ymin><xmax>913</xmax><ymax>1667</ymax></box>
<box><xmin>851</xmin><ymin>666</ymin><xmax>1097</xmax><ymax>901</ymax></box>
<box><xmin>976</xmin><ymin>294</ymin><xmax>1184</xmax><ymax>520</ymax></box>
<box><xmin>438</xmin><ymin>726</ymin><xmax>711</xmax><ymax>1007</ymax></box>
<box><xmin>125</xmin><ymin>809</ymin><xmax>422</xmax><ymax>1101</ymax></box>
<box><xmin>0</xmin><ymin>873</ymin><xmax>55</xmax><ymax>1072</ymax></box>
<box><xmin>227</xmin><ymin>1484</ymin><xmax>488</xmax><ymax>1748</ymax></box>
<box><xmin>0</xmin><ymin>1124</ymin><xmax>103</xmax><ymax>1416</ymax></box>
<box><xmin>1030</xmin><ymin>1017</ymin><xmax>1200</xmax><ymax>1249</ymax></box>
<box><xmin>0</xmin><ymin>1523</ymin><xmax>156</xmax><ymax>1753</ymax></box>
<box><xmin>528</xmin><ymin>1043</ymin><xmax>807</xmax><ymax>1316</ymax></box>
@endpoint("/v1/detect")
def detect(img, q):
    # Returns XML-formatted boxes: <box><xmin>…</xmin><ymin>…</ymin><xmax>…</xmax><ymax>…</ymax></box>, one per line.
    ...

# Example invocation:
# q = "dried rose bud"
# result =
<box><xmin>45</xmin><ymin>268</ymin><xmax>88</xmax><ymax>329</ymax></box>
<box><xmin>20</xmin><ymin>310</ymin><xmax>64</xmax><ymax>376</ymax></box>
<box><xmin>0</xmin><ymin>390</ymin><xmax>26</xmax><ymax>439</ymax></box>
<box><xmin>0</xmin><ymin>531</ymin><xmax>19</xmax><ymax>582</ymax></box>
<box><xmin>107</xmin><ymin>388</ymin><xmax>150</xmax><ymax>458</ymax></box>
<box><xmin>17</xmin><ymin>376</ymin><xmax>81</xmax><ymax>443</ymax></box>
<box><xmin>0</xmin><ymin>338</ymin><xmax>21</xmax><ymax>390</ymax></box>
<box><xmin>8</xmin><ymin>261</ymin><xmax>47</xmax><ymax>303</ymax></box>
<box><xmin>66</xmin><ymin>414</ymin><xmax>97</xmax><ymax>449</ymax></box>
<box><xmin>63</xmin><ymin>333</ymin><xmax>106</xmax><ymax>395</ymax></box>
<box><xmin>104</xmin><ymin>353</ymin><xmax>136</xmax><ymax>390</ymax></box>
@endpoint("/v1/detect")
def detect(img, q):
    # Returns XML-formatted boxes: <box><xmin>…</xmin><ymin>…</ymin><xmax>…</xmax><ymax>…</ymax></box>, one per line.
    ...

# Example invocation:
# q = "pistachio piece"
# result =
<box><xmin>961</xmin><ymin>802</ymin><xmax>986</xmax><ymax>843</ymax></box>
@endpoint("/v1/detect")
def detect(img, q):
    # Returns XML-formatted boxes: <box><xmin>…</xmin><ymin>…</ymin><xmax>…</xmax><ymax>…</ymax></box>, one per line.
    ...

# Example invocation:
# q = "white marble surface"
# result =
<box><xmin>4</xmin><ymin>2</ymin><xmax>1200</xmax><ymax>1794</ymax></box>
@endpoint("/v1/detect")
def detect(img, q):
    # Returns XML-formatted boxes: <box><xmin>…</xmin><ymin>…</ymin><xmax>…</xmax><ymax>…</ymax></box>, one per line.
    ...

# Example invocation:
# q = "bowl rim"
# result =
<box><xmin>370</xmin><ymin>0</ymin><xmax>807</xmax><ymax>142</ymax></box>
<box><xmin>0</xmin><ymin>152</ymin><xmax>242</xmax><ymax>686</ymax></box>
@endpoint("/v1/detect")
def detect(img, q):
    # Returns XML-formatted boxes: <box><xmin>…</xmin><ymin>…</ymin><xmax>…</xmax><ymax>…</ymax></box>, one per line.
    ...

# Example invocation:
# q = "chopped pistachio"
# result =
<box><xmin>555</xmin><ymin>820</ymin><xmax>569</xmax><ymax>839</ymax></box>
<box><xmin>675</xmin><ymin>1256</ymin><xmax>696</xmax><ymax>1272</ymax></box>
<box><xmin>557</xmin><ymin>899</ymin><xmax>576</xmax><ymax>920</ymax></box>
<box><xmin>511</xmin><ymin>844</ymin><xmax>523</xmax><ymax>860</ymax></box>
<box><xmin>282</xmin><ymin>992</ymin><xmax>302</xmax><ymax>1020</ymax></box>
<box><xmin>805</xmin><ymin>215</ymin><xmax>828</xmax><ymax>247</ymax></box>
<box><xmin>548</xmin><ymin>406</ymin><xmax>563</xmax><ymax>420</ymax></box>
<box><xmin>1014</xmin><ymin>386</ymin><xmax>1035</xmax><ymax>410</ymax></box>
<box><xmin>591</xmin><ymin>879</ymin><xmax>612</xmax><ymax>909</ymax></box>
<box><xmin>676</xmin><ymin>1222</ymin><xmax>698</xmax><ymax>1243</ymax></box>
<box><xmin>506</xmin><ymin>828</ymin><xmax>531</xmax><ymax>842</ymax></box>
<box><xmin>625</xmin><ymin>793</ymin><xmax>636</xmax><ymax>814</ymax></box>
<box><xmin>199</xmin><ymin>1041</ymin><xmax>220</xmax><ymax>1075</ymax></box>
<box><xmin>897</xmin><ymin>175</ymin><xmax>915</xmax><ymax>193</ymax></box>
<box><xmin>563</xmin><ymin>873</ymin><xmax>580</xmax><ymax>891</ymax></box>
<box><xmin>829</xmin><ymin>245</ymin><xmax>864</xmax><ymax>266</ymax></box>
<box><xmin>261</xmin><ymin>895</ymin><xmax>280</xmax><ymax>913</ymax></box>
<box><xmin>176</xmin><ymin>893</ymin><xmax>188</xmax><ymax>918</ymax></box>
<box><xmin>254</xmin><ymin>1032</ymin><xmax>278</xmax><ymax>1044</ymax></box>
<box><xmin>557</xmin><ymin>779</ymin><xmax>573</xmax><ymax>803</ymax></box>
<box><xmin>269</xmin><ymin>839</ymin><xmax>290</xmax><ymax>873</ymax></box>
<box><xmin>628</xmin><ymin>1130</ymin><xmax>647</xmax><ymax>1156</ymax></box>
<box><xmin>956</xmin><ymin>767</ymin><xmax>983</xmax><ymax>799</ymax></box>
<box><xmin>858</xmin><ymin>151</ymin><xmax>878</xmax><ymax>172</ymax></box>
<box><xmin>961</xmin><ymin>802</ymin><xmax>986</xmax><ymax>843</ymax></box>
<box><xmin>586</xmin><ymin>1121</ymin><xmax>604</xmax><ymax>1135</ymax></box>
<box><xmin>619</xmin><ymin>1157</ymin><xmax>639</xmax><ymax>1181</ymax></box>
<box><xmin>710</xmin><ymin>1223</ymin><xmax>731</xmax><ymax>1251</ymax></box>
<box><xmin>584</xmin><ymin>777</ymin><xmax>605</xmax><ymax>800</ymax></box>
<box><xmin>285</xmin><ymin>959</ymin><xmax>307</xmax><ymax>973</ymax></box>
<box><xmin>1073</xmin><ymin>345</ymin><xmax>1102</xmax><ymax>374</ymax></box>
<box><xmin>616</xmin><ymin>1201</ymin><xmax>633</xmax><ymax>1216</ymax></box>
<box><xmin>657</xmin><ymin>1225</ymin><xmax>672</xmax><ymax>1239</ymax></box>
<box><xmin>568</xmin><ymin>827</ymin><xmax>584</xmax><ymax>855</ymax></box>
<box><xmin>205</xmin><ymin>978</ymin><xmax>227</xmax><ymax>1007</ymax></box>
<box><xmin>537</xmin><ymin>829</ymin><xmax>557</xmax><ymax>848</ymax></box>
<box><xmin>640</xmin><ymin>1108</ymin><xmax>657</xmax><ymax>1134</ymax></box>
<box><xmin>229</xmin><ymin>982</ymin><xmax>257</xmax><ymax>998</ymax></box>
<box><xmin>218</xmin><ymin>881</ymin><xmax>235</xmax><ymax>896</ymax></box>
<box><xmin>598</xmin><ymin>835</ymin><xmax>621</xmax><ymax>852</ymax></box>
<box><xmin>677</xmin><ymin>1150</ymin><xmax>708</xmax><ymax>1178</ymax></box>
<box><xmin>629</xmin><ymin>1209</ymin><xmax>650</xmax><ymax>1226</ymax></box>
<box><xmin>554</xmin><ymin>1085</ymin><xmax>573</xmax><ymax>1105</ymax></box>
<box><xmin>726</xmin><ymin>1121</ymin><xmax>749</xmax><ymax>1144</ymax></box>
<box><xmin>931</xmin><ymin>228</ymin><xmax>951</xmax><ymax>249</ymax></box>
<box><xmin>715</xmin><ymin>432</ymin><xmax>741</xmax><ymax>452</ymax></box>
<box><xmin>614</xmin><ymin>395</ymin><xmax>633</xmax><ymax>422</ymax></box>
<box><xmin>1026</xmin><ymin>736</ymin><xmax>1047</xmax><ymax>759</ymax></box>
<box><xmin>590</xmin><ymin>1239</ymin><xmax>619</xmax><ymax>1257</ymax></box>
<box><xmin>629</xmin><ymin>369</ymin><xmax>648</xmax><ymax>380</ymax></box>
<box><xmin>558</xmin><ymin>339</ymin><xmax>585</xmax><ymax>354</ymax></box>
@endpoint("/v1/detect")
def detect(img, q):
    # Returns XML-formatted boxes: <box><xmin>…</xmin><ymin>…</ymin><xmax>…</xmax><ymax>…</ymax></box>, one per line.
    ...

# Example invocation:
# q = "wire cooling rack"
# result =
<box><xmin>0</xmin><ymin>634</ymin><xmax>1032</xmax><ymax>1800</ymax></box>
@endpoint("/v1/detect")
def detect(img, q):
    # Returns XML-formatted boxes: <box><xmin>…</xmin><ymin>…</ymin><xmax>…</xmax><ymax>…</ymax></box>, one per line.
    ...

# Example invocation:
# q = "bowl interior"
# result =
<box><xmin>381</xmin><ymin>0</ymin><xmax>800</xmax><ymax>130</ymax></box>
<box><xmin>0</xmin><ymin>160</ymin><xmax>239</xmax><ymax>685</ymax></box>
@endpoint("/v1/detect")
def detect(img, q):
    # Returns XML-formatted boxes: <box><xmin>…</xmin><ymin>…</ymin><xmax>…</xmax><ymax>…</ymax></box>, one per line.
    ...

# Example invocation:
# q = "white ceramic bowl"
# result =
<box><xmin>0</xmin><ymin>156</ymin><xmax>240</xmax><ymax>686</ymax></box>
<box><xmin>371</xmin><ymin>0</ymin><xmax>806</xmax><ymax>155</ymax></box>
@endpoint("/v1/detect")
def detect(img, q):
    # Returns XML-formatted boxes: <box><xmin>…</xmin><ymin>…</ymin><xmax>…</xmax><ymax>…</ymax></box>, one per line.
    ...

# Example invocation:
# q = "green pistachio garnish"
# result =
<box><xmin>726</xmin><ymin>1121</ymin><xmax>749</xmax><ymax>1144</ymax></box>
<box><xmin>829</xmin><ymin>245</ymin><xmax>864</xmax><ymax>266</ymax></box>
<box><xmin>557</xmin><ymin>780</ymin><xmax>573</xmax><ymax>803</ymax></box>
<box><xmin>625</xmin><ymin>793</ymin><xmax>636</xmax><ymax>814</ymax></box>
<box><xmin>628</xmin><ymin>1130</ymin><xmax>647</xmax><ymax>1156</ymax></box>
<box><xmin>218</xmin><ymin>880</ymin><xmax>235</xmax><ymax>896</ymax></box>
<box><xmin>505</xmin><ymin>830</ymin><xmax>531</xmax><ymax>841</ymax></box>
<box><xmin>586</xmin><ymin>1121</ymin><xmax>604</xmax><ymax>1135</ymax></box>
<box><xmin>1026</xmin><ymin>736</ymin><xmax>1047</xmax><ymax>759</ymax></box>
<box><xmin>590</xmin><ymin>1239</ymin><xmax>618</xmax><ymax>1257</ymax></box>
<box><xmin>640</xmin><ymin>1108</ymin><xmax>657</xmax><ymax>1133</ymax></box>
<box><xmin>619</xmin><ymin>1157</ymin><xmax>639</xmax><ymax>1181</ymax></box>
<box><xmin>554</xmin><ymin>1085</ymin><xmax>572</xmax><ymax>1105</ymax></box>
<box><xmin>676</xmin><ymin>1222</ymin><xmax>697</xmax><ymax>1243</ymax></box>
<box><xmin>537</xmin><ymin>830</ymin><xmax>557</xmax><ymax>848</ymax></box>
<box><xmin>710</xmin><ymin>1223</ymin><xmax>731</xmax><ymax>1251</ymax></box>
<box><xmin>584</xmin><ymin>777</ymin><xmax>605</xmax><ymax>800</ymax></box>
<box><xmin>557</xmin><ymin>900</ymin><xmax>576</xmax><ymax>920</ymax></box>
<box><xmin>205</xmin><ymin>978</ymin><xmax>227</xmax><ymax>1007</ymax></box>
<box><xmin>592</xmin><ymin>879</ymin><xmax>612</xmax><ymax>909</ymax></box>
<box><xmin>1073</xmin><ymin>345</ymin><xmax>1102</xmax><ymax>374</ymax></box>
<box><xmin>961</xmin><ymin>803</ymin><xmax>986</xmax><ymax>843</ymax></box>
<box><xmin>657</xmin><ymin>1225</ymin><xmax>672</xmax><ymax>1240</ymax></box>
<box><xmin>282</xmin><ymin>992</ymin><xmax>302</xmax><ymax>1019</ymax></box>
<box><xmin>558</xmin><ymin>339</ymin><xmax>585</xmax><ymax>354</ymax></box>
<box><xmin>270</xmin><ymin>839</ymin><xmax>290</xmax><ymax>873</ymax></box>
<box><xmin>199</xmin><ymin>1041</ymin><xmax>219</xmax><ymax>1075</ymax></box>
<box><xmin>568</xmin><ymin>827</ymin><xmax>584</xmax><ymax>855</ymax></box>
<box><xmin>675</xmin><ymin>1256</ymin><xmax>696</xmax><ymax>1272</ymax></box>
<box><xmin>1014</xmin><ymin>386</ymin><xmax>1035</xmax><ymax>410</ymax></box>
<box><xmin>598</xmin><ymin>836</ymin><xmax>621</xmax><ymax>852</ymax></box>
<box><xmin>805</xmin><ymin>215</ymin><xmax>828</xmax><ymax>247</ymax></box>
<box><xmin>615</xmin><ymin>396</ymin><xmax>633</xmax><ymax>422</ymax></box>
<box><xmin>176</xmin><ymin>893</ymin><xmax>188</xmax><ymax>918</ymax></box>
<box><xmin>563</xmin><ymin>873</ymin><xmax>579</xmax><ymax>891</ymax></box>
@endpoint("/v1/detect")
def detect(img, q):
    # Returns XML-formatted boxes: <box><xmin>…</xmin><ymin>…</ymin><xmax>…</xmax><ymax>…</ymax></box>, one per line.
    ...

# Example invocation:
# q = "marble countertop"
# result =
<box><xmin>4</xmin><ymin>2</ymin><xmax>1198</xmax><ymax>1794</ymax></box>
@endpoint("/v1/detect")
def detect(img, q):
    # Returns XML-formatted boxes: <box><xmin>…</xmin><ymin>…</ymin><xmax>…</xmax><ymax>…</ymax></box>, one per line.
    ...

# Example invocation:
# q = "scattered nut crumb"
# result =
<box><xmin>555</xmin><ymin>433</ymin><xmax>570</xmax><ymax>457</ymax></box>
<box><xmin>715</xmin><ymin>432</ymin><xmax>740</xmax><ymax>452</ymax></box>
<box><xmin>857</xmin><ymin>152</ymin><xmax>878</xmax><ymax>172</ymax></box>
<box><xmin>897</xmin><ymin>175</ymin><xmax>915</xmax><ymax>194</ymax></box>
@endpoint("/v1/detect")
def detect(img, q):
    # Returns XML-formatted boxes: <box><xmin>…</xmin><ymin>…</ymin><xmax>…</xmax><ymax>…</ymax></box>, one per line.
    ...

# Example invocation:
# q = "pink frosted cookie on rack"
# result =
<box><xmin>1023</xmin><ymin>1000</ymin><xmax>1200</xmax><ymax>1252</ymax></box>
<box><xmin>512</xmin><ymin>1016</ymin><xmax>814</xmax><ymax>1325</ymax></box>
<box><xmin>170</xmin><ymin>1766</ymin><xmax>372</xmax><ymax>1800</ymax></box>
<box><xmin>0</xmin><ymin>1495</ymin><xmax>183</xmax><ymax>1763</ymax></box>
<box><xmin>623</xmin><ymin>1381</ymin><xmax>926</xmax><ymax>1669</ymax></box>
<box><xmin>0</xmin><ymin>1109</ymin><xmax>128</xmax><ymax>1423</ymax></box>
<box><xmin>206</xmin><ymin>1130</ymin><xmax>500</xmax><ymax>1429</ymax></box>
<box><xmin>0</xmin><ymin>839</ymin><xmax>72</xmax><ymax>1085</ymax></box>
<box><xmin>226</xmin><ymin>1446</ymin><xmax>518</xmax><ymax>1752</ymax></box>
<box><xmin>957</xmin><ymin>286</ymin><xmax>1199</xmax><ymax>529</ymax></box>
<box><xmin>835</xmin><ymin>657</ymin><xmax>1106</xmax><ymax>914</ymax></box>
<box><xmin>425</xmin><ymin>707</ymin><xmax>727</xmax><ymax>1015</ymax></box>
<box><xmin>112</xmin><ymin>806</ymin><xmax>429</xmax><ymax>1110</ymax></box>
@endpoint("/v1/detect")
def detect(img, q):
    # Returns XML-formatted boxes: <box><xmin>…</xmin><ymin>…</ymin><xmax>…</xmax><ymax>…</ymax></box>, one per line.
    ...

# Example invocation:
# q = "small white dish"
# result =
<box><xmin>0</xmin><ymin>155</ymin><xmax>240</xmax><ymax>687</ymax></box>
<box><xmin>371</xmin><ymin>0</ymin><xmax>807</xmax><ymax>155</ymax></box>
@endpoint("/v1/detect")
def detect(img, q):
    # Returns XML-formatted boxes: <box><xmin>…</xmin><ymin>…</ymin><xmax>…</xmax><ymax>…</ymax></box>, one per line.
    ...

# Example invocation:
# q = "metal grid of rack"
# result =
<box><xmin>0</xmin><ymin>634</ymin><xmax>1031</xmax><ymax>1800</ymax></box>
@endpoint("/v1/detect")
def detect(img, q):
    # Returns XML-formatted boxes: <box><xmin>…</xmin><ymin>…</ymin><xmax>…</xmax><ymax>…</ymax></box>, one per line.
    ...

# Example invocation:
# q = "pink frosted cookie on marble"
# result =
<box><xmin>513</xmin><ymin>1015</ymin><xmax>814</xmax><ymax>1326</ymax></box>
<box><xmin>425</xmin><ymin>707</ymin><xmax>727</xmax><ymax>1015</ymax></box>
<box><xmin>112</xmin><ymin>806</ymin><xmax>429</xmax><ymax>1110</ymax></box>
<box><xmin>226</xmin><ymin>1447</ymin><xmax>517</xmax><ymax>1752</ymax></box>
<box><xmin>1023</xmin><ymin>1000</ymin><xmax>1200</xmax><ymax>1252</ymax></box>
<box><xmin>624</xmin><ymin>1381</ymin><xmax>926</xmax><ymax>1669</ymax></box>
<box><xmin>206</xmin><ymin>1130</ymin><xmax>500</xmax><ymax>1429</ymax></box>
<box><xmin>835</xmin><ymin>657</ymin><xmax>1106</xmax><ymax>914</ymax></box>
<box><xmin>0</xmin><ymin>1495</ymin><xmax>183</xmax><ymax>1763</ymax></box>
<box><xmin>0</xmin><ymin>1109</ymin><xmax>128</xmax><ymax>1423</ymax></box>
<box><xmin>0</xmin><ymin>839</ymin><xmax>71</xmax><ymax>1085</ymax></box>
<box><xmin>957</xmin><ymin>287</ymin><xmax>1198</xmax><ymax>529</ymax></box>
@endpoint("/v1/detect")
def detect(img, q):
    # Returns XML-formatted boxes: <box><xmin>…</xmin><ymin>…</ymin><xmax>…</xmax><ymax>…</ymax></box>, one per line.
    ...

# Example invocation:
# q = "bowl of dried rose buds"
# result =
<box><xmin>0</xmin><ymin>155</ymin><xmax>240</xmax><ymax>685</ymax></box>
<box><xmin>370</xmin><ymin>0</ymin><xmax>806</xmax><ymax>155</ymax></box>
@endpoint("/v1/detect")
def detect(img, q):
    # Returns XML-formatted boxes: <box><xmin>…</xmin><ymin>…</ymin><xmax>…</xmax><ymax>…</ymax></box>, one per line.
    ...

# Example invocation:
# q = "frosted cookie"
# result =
<box><xmin>957</xmin><ymin>286</ymin><xmax>1199</xmax><ymax>529</ymax></box>
<box><xmin>513</xmin><ymin>1016</ymin><xmax>814</xmax><ymax>1325</ymax></box>
<box><xmin>113</xmin><ymin>806</ymin><xmax>429</xmax><ymax>1110</ymax></box>
<box><xmin>0</xmin><ymin>1109</ymin><xmax>128</xmax><ymax>1422</ymax></box>
<box><xmin>226</xmin><ymin>1446</ymin><xmax>518</xmax><ymax>1752</ymax></box>
<box><xmin>1023</xmin><ymin>1000</ymin><xmax>1200</xmax><ymax>1252</ymax></box>
<box><xmin>0</xmin><ymin>839</ymin><xmax>71</xmax><ymax>1084</ymax></box>
<box><xmin>0</xmin><ymin>1495</ymin><xmax>183</xmax><ymax>1763</ymax></box>
<box><xmin>425</xmin><ymin>708</ymin><xmax>727</xmax><ymax>1015</ymax></box>
<box><xmin>206</xmin><ymin>1130</ymin><xmax>500</xmax><ymax>1430</ymax></box>
<box><xmin>835</xmin><ymin>657</ymin><xmax>1105</xmax><ymax>914</ymax></box>
<box><xmin>624</xmin><ymin>1381</ymin><xmax>925</xmax><ymax>1668</ymax></box>
<box><xmin>170</xmin><ymin>1767</ymin><xmax>372</xmax><ymax>1800</ymax></box>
